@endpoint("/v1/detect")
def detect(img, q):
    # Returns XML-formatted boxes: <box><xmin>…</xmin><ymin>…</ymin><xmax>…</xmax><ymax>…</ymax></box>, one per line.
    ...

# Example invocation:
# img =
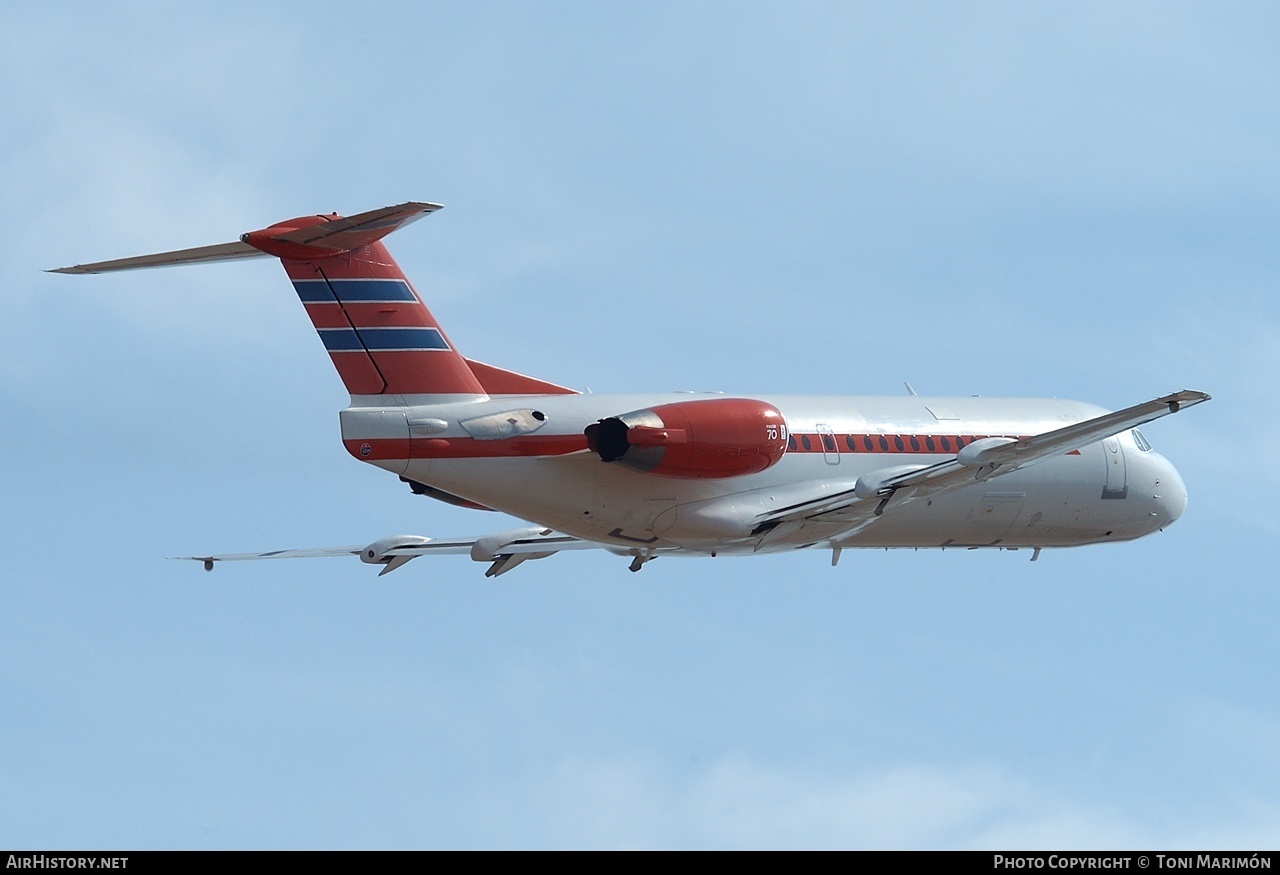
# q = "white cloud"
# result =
<box><xmin>508</xmin><ymin>755</ymin><xmax>1280</xmax><ymax>849</ymax></box>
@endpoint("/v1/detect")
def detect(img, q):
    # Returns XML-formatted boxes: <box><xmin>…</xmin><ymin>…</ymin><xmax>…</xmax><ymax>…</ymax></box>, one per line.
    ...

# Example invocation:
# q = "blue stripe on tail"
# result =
<box><xmin>293</xmin><ymin>279</ymin><xmax>418</xmax><ymax>303</ymax></box>
<box><xmin>318</xmin><ymin>327</ymin><xmax>450</xmax><ymax>352</ymax></box>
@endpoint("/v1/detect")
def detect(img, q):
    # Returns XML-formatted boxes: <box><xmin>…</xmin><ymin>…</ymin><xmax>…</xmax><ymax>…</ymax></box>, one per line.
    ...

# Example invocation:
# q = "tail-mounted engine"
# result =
<box><xmin>585</xmin><ymin>398</ymin><xmax>788</xmax><ymax>478</ymax></box>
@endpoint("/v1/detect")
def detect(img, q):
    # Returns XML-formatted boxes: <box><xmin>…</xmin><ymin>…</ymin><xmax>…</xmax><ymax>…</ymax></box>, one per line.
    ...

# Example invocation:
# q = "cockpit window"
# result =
<box><xmin>1132</xmin><ymin>429</ymin><xmax>1152</xmax><ymax>452</ymax></box>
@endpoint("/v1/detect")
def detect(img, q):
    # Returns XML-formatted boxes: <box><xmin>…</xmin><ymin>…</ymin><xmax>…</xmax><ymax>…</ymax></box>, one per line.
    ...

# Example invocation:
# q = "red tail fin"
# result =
<box><xmin>51</xmin><ymin>202</ymin><xmax>576</xmax><ymax>401</ymax></box>
<box><xmin>245</xmin><ymin>204</ymin><xmax>487</xmax><ymax>399</ymax></box>
<box><xmin>280</xmin><ymin>242</ymin><xmax>485</xmax><ymax>398</ymax></box>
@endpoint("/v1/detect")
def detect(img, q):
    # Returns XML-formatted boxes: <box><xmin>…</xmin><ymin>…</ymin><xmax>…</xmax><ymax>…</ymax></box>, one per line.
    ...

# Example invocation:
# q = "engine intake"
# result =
<box><xmin>585</xmin><ymin>398</ymin><xmax>787</xmax><ymax>478</ymax></box>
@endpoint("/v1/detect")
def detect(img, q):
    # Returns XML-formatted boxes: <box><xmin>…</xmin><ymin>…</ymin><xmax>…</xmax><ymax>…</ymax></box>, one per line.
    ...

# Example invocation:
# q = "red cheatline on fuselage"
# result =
<box><xmin>343</xmin><ymin>431</ymin><xmax>1081</xmax><ymax>463</ymax></box>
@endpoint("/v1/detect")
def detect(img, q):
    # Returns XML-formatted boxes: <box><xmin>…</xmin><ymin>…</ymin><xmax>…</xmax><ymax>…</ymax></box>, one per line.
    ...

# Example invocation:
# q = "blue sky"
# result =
<box><xmin>2</xmin><ymin>1</ymin><xmax>1277</xmax><ymax>849</ymax></box>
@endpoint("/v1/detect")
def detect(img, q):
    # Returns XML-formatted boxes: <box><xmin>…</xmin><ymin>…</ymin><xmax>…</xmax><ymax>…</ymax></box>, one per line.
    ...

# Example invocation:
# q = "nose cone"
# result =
<box><xmin>1151</xmin><ymin>452</ymin><xmax>1188</xmax><ymax>526</ymax></box>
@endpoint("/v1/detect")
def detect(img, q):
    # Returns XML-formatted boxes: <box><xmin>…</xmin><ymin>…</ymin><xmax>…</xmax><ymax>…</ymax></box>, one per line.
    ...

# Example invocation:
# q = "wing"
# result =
<box><xmin>179</xmin><ymin>525</ymin><xmax>666</xmax><ymax>577</ymax></box>
<box><xmin>758</xmin><ymin>389</ymin><xmax>1210</xmax><ymax>533</ymax></box>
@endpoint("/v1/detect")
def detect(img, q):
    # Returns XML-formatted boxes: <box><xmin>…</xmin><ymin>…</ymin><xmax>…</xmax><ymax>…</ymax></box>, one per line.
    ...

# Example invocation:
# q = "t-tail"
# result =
<box><xmin>51</xmin><ymin>202</ymin><xmax>576</xmax><ymax>404</ymax></box>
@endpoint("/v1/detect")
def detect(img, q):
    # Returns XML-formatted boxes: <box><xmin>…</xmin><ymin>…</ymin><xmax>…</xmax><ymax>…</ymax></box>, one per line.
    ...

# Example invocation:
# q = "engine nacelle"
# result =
<box><xmin>585</xmin><ymin>398</ymin><xmax>788</xmax><ymax>479</ymax></box>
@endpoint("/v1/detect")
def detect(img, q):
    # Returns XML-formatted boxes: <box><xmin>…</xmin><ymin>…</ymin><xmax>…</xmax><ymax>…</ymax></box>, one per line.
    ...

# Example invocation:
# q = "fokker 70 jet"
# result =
<box><xmin>53</xmin><ymin>202</ymin><xmax>1209</xmax><ymax>576</ymax></box>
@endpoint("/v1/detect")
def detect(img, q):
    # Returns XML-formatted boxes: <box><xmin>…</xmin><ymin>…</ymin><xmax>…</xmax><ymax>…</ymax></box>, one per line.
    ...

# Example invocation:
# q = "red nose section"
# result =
<box><xmin>587</xmin><ymin>398</ymin><xmax>788</xmax><ymax>478</ymax></box>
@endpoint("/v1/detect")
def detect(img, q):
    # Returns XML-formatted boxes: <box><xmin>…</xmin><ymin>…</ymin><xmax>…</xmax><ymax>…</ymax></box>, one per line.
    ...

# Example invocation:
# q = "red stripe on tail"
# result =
<box><xmin>282</xmin><ymin>242</ymin><xmax>486</xmax><ymax>397</ymax></box>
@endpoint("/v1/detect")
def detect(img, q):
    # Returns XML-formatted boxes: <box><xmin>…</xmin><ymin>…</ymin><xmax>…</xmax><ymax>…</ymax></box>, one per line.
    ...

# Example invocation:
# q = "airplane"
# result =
<box><xmin>52</xmin><ymin>201</ymin><xmax>1210</xmax><ymax>577</ymax></box>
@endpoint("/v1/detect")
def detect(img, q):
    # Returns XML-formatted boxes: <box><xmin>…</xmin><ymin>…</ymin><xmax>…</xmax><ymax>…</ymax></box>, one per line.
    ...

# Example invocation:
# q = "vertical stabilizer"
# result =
<box><xmin>241</xmin><ymin>203</ymin><xmax>487</xmax><ymax>402</ymax></box>
<box><xmin>282</xmin><ymin>240</ymin><xmax>486</xmax><ymax>400</ymax></box>
<box><xmin>50</xmin><ymin>202</ymin><xmax>533</xmax><ymax>403</ymax></box>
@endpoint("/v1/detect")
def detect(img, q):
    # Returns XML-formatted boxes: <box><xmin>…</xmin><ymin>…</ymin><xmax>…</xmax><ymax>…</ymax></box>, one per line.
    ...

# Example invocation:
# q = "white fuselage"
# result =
<box><xmin>55</xmin><ymin>201</ymin><xmax>1204</xmax><ymax>574</ymax></box>
<box><xmin>340</xmin><ymin>392</ymin><xmax>1187</xmax><ymax>556</ymax></box>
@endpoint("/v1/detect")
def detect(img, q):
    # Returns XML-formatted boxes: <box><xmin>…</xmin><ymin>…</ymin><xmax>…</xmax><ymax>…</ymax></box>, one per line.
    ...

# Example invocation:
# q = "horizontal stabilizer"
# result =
<box><xmin>268</xmin><ymin>202</ymin><xmax>441</xmax><ymax>254</ymax></box>
<box><xmin>49</xmin><ymin>202</ymin><xmax>443</xmax><ymax>274</ymax></box>
<box><xmin>49</xmin><ymin>240</ymin><xmax>267</xmax><ymax>275</ymax></box>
